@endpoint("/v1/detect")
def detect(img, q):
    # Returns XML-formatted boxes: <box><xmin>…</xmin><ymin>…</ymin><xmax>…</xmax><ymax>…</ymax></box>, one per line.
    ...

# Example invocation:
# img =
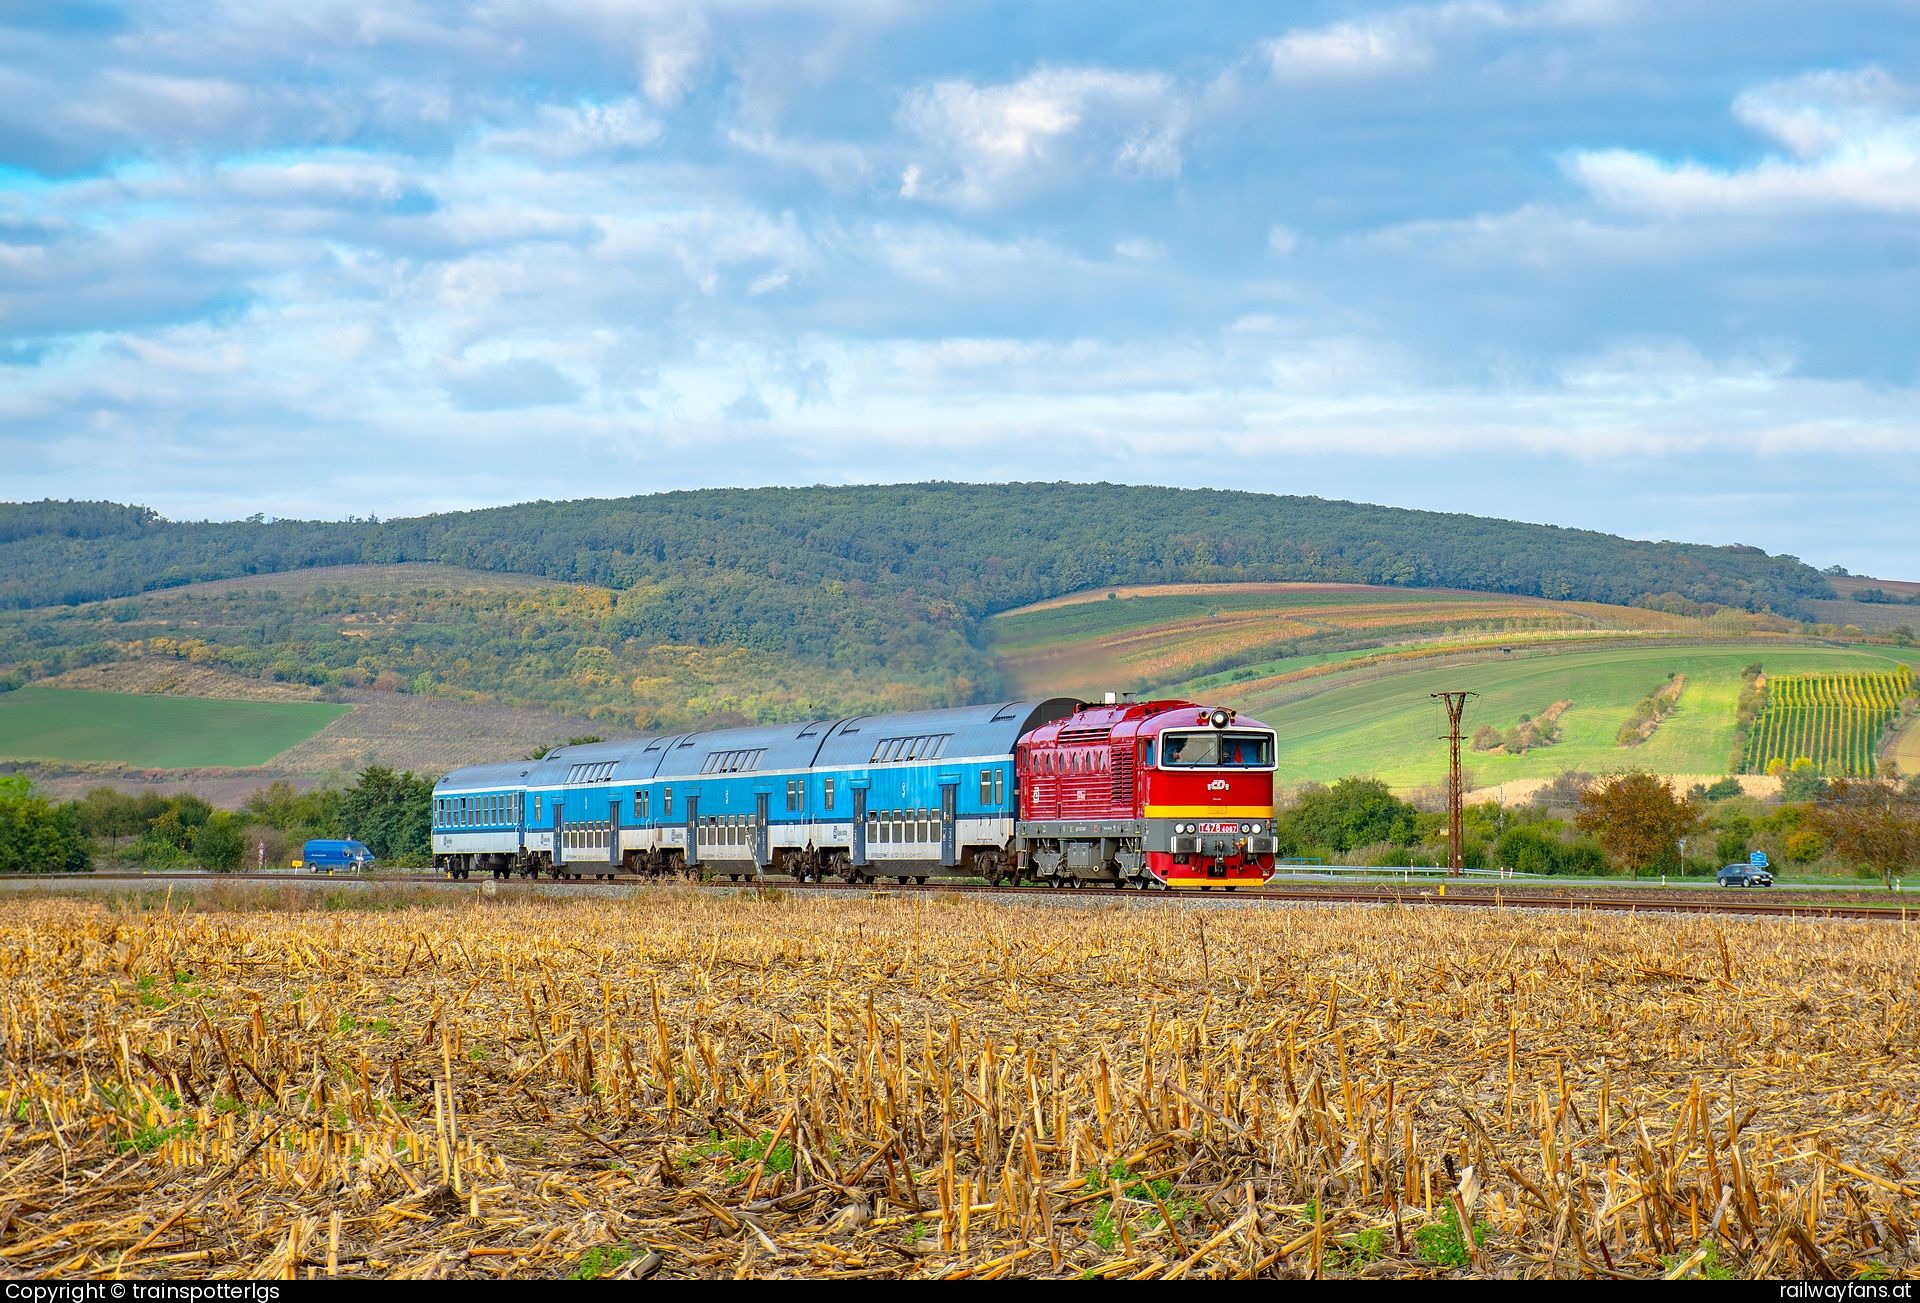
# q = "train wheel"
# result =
<box><xmin>1225</xmin><ymin>886</ymin><xmax>1238</xmax><ymax>892</ymax></box>
<box><xmin>916</xmin><ymin>876</ymin><xmax>928</xmax><ymax>885</ymax></box>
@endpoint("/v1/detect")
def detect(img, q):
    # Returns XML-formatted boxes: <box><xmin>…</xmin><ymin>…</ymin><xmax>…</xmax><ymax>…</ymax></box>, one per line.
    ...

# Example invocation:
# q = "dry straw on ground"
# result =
<box><xmin>0</xmin><ymin>887</ymin><xmax>1913</xmax><ymax>1279</ymax></box>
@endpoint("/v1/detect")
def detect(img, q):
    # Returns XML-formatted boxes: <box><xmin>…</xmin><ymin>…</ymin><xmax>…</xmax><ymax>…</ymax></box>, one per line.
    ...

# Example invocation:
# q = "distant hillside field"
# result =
<box><xmin>989</xmin><ymin>581</ymin><xmax>1692</xmax><ymax>700</ymax></box>
<box><xmin>1235</xmin><ymin>645</ymin><xmax>1919</xmax><ymax>789</ymax></box>
<box><xmin>1893</xmin><ymin>713</ymin><xmax>1920</xmax><ymax>779</ymax></box>
<box><xmin>0</xmin><ymin>687</ymin><xmax>349</xmax><ymax>768</ymax></box>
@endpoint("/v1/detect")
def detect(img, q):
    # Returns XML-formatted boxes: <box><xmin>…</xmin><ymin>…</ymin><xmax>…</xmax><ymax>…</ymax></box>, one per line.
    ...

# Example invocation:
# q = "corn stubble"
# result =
<box><xmin>0</xmin><ymin>889</ymin><xmax>1912</xmax><ymax>1280</ymax></box>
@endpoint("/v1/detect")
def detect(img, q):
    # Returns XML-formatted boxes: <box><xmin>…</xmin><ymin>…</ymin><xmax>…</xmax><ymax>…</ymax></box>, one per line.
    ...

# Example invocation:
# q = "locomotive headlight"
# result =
<box><xmin>1240</xmin><ymin>823</ymin><xmax>1251</xmax><ymax>834</ymax></box>
<box><xmin>1250</xmin><ymin>822</ymin><xmax>1263</xmax><ymax>834</ymax></box>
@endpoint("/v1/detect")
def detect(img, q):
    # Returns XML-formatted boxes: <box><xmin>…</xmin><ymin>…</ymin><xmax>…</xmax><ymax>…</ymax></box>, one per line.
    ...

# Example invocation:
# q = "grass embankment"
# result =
<box><xmin>0</xmin><ymin>687</ymin><xmax>349</xmax><ymax>768</ymax></box>
<box><xmin>1231</xmin><ymin>645</ymin><xmax>1916</xmax><ymax>788</ymax></box>
<box><xmin>0</xmin><ymin>892</ymin><xmax>1909</xmax><ymax>1279</ymax></box>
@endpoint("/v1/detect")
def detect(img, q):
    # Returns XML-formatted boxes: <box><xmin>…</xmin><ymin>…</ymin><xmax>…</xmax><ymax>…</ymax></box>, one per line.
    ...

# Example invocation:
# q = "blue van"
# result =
<box><xmin>301</xmin><ymin>839</ymin><xmax>375</xmax><ymax>873</ymax></box>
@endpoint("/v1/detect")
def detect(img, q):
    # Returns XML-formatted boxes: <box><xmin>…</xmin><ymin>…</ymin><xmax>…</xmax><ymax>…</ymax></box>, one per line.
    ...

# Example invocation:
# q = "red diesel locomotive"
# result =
<box><xmin>1013</xmin><ymin>696</ymin><xmax>1278</xmax><ymax>889</ymax></box>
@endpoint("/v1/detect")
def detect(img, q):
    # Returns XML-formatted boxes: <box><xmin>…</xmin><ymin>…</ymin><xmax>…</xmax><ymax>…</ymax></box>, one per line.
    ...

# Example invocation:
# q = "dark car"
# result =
<box><xmin>1717</xmin><ymin>862</ymin><xmax>1773</xmax><ymax>888</ymax></box>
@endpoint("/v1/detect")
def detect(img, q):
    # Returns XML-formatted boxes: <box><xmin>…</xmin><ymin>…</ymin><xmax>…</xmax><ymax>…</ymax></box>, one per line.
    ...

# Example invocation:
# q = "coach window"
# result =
<box><xmin>994</xmin><ymin>768</ymin><xmax>1004</xmax><ymax>806</ymax></box>
<box><xmin>663</xmin><ymin>787</ymin><xmax>673</xmax><ymax>816</ymax></box>
<box><xmin>979</xmin><ymin>770</ymin><xmax>992</xmax><ymax>805</ymax></box>
<box><xmin>823</xmin><ymin>778</ymin><xmax>835</xmax><ymax>810</ymax></box>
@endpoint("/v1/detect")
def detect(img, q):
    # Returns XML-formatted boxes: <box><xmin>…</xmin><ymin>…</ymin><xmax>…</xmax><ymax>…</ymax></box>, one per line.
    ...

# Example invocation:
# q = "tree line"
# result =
<box><xmin>1273</xmin><ymin>770</ymin><xmax>1920</xmax><ymax>882</ymax></box>
<box><xmin>1</xmin><ymin>484</ymin><xmax>1836</xmax><ymax>622</ymax></box>
<box><xmin>0</xmin><ymin>767</ymin><xmax>433</xmax><ymax>873</ymax></box>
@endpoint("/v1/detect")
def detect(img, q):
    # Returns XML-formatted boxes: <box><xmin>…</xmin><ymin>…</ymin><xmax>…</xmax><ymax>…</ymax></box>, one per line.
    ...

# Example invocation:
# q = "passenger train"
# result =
<box><xmin>431</xmin><ymin>695</ymin><xmax>1279</xmax><ymax>890</ymax></box>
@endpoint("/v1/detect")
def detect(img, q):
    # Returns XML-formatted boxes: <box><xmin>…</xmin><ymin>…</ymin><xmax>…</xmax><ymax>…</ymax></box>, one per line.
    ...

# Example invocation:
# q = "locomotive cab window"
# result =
<box><xmin>1160</xmin><ymin>731</ymin><xmax>1276</xmax><ymax>768</ymax></box>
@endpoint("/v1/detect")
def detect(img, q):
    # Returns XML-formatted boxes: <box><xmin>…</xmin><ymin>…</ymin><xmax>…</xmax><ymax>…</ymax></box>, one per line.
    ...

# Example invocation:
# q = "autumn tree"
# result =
<box><xmin>1805</xmin><ymin>779</ymin><xmax>1920</xmax><ymax>888</ymax></box>
<box><xmin>1574</xmin><ymin>771</ymin><xmax>1700</xmax><ymax>878</ymax></box>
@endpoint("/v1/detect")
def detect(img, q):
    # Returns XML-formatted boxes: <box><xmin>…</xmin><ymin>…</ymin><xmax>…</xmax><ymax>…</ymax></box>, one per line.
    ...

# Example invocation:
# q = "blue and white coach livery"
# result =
<box><xmin>432</xmin><ymin>699</ymin><xmax>1076</xmax><ymax>883</ymax></box>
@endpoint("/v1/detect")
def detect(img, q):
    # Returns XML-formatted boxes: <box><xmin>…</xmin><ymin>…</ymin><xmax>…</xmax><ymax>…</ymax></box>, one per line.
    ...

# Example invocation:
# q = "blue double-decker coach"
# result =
<box><xmin>432</xmin><ymin>699</ymin><xmax>1076</xmax><ymax>884</ymax></box>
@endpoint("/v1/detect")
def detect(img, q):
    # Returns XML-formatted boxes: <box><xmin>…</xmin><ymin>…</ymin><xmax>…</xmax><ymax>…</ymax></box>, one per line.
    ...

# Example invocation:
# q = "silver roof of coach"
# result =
<box><xmin>436</xmin><ymin>699</ymin><xmax>1079</xmax><ymax>792</ymax></box>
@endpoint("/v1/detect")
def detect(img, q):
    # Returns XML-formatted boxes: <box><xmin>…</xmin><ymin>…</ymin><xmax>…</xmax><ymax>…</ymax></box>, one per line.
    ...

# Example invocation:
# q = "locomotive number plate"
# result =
<box><xmin>1195</xmin><ymin>821</ymin><xmax>1241</xmax><ymax>834</ymax></box>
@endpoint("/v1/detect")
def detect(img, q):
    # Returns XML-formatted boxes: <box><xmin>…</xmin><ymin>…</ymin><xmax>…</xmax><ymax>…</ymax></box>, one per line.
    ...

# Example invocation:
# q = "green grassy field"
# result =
<box><xmin>0</xmin><ymin>688</ymin><xmax>350</xmax><ymax>768</ymax></box>
<box><xmin>1231</xmin><ymin>644</ymin><xmax>1920</xmax><ymax>789</ymax></box>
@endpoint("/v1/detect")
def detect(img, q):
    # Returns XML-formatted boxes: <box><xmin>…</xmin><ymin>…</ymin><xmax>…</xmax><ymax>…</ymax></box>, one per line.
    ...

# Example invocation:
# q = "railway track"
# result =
<box><xmin>1</xmin><ymin>870</ymin><xmax>1911</xmax><ymax>920</ymax></box>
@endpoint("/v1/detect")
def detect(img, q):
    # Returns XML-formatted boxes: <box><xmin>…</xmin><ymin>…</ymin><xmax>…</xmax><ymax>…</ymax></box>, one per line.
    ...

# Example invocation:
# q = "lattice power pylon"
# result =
<box><xmin>1431</xmin><ymin>690</ymin><xmax>1478</xmax><ymax>876</ymax></box>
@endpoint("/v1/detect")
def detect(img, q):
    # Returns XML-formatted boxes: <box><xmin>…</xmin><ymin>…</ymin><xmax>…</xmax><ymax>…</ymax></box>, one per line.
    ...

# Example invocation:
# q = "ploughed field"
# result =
<box><xmin>0</xmin><ymin>891</ymin><xmax>1913</xmax><ymax>1280</ymax></box>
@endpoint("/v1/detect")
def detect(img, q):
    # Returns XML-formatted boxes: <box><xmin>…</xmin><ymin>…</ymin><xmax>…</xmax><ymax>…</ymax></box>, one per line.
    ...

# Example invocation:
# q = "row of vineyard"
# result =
<box><xmin>1740</xmin><ymin>666</ymin><xmax>1914</xmax><ymax>776</ymax></box>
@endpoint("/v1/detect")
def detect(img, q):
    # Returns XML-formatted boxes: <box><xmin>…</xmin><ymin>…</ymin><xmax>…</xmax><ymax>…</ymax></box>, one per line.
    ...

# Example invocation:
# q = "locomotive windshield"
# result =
<box><xmin>1160</xmin><ymin>730</ymin><xmax>1275</xmax><ymax>768</ymax></box>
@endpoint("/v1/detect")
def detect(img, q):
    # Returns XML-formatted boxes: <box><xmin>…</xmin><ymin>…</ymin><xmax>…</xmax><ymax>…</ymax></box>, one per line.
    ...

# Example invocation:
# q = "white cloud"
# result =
<box><xmin>899</xmin><ymin>66</ymin><xmax>1184</xmax><ymax>204</ymax></box>
<box><xmin>1734</xmin><ymin>68</ymin><xmax>1907</xmax><ymax>158</ymax></box>
<box><xmin>641</xmin><ymin>20</ymin><xmax>708</xmax><ymax>108</ymax></box>
<box><xmin>1573</xmin><ymin>68</ymin><xmax>1920</xmax><ymax>214</ymax></box>
<box><xmin>1113</xmin><ymin>237</ymin><xmax>1161</xmax><ymax>259</ymax></box>
<box><xmin>484</xmin><ymin>100</ymin><xmax>663</xmax><ymax>161</ymax></box>
<box><xmin>1265</xmin><ymin>21</ymin><xmax>1418</xmax><ymax>77</ymax></box>
<box><xmin>1259</xmin><ymin>2</ymin><xmax>1619</xmax><ymax>82</ymax></box>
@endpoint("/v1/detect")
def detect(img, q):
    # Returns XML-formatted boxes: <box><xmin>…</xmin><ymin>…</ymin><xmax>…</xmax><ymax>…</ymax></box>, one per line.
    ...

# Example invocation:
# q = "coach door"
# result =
<box><xmin>754</xmin><ymin>792</ymin><xmax>770</xmax><ymax>871</ymax></box>
<box><xmin>552</xmin><ymin>802</ymin><xmax>565</xmax><ymax>866</ymax></box>
<box><xmin>852</xmin><ymin>785</ymin><xmax>868</xmax><ymax>867</ymax></box>
<box><xmin>684</xmin><ymin>791</ymin><xmax>700</xmax><ymax>867</ymax></box>
<box><xmin>939</xmin><ymin>781</ymin><xmax>958</xmax><ymax>868</ymax></box>
<box><xmin>608</xmin><ymin>796</ymin><xmax>622</xmax><ymax>868</ymax></box>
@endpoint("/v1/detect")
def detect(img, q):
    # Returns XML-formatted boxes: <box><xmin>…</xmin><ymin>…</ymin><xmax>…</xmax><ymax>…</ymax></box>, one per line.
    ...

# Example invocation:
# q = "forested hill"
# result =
<box><xmin>0</xmin><ymin>486</ymin><xmax>1838</xmax><ymax>727</ymax></box>
<box><xmin>4</xmin><ymin>485</ymin><xmax>1832</xmax><ymax>620</ymax></box>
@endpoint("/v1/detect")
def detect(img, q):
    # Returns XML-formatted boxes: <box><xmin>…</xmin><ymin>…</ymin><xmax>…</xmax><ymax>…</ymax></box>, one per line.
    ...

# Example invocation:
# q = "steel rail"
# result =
<box><xmin>1</xmin><ymin>871</ymin><xmax>1910</xmax><ymax>920</ymax></box>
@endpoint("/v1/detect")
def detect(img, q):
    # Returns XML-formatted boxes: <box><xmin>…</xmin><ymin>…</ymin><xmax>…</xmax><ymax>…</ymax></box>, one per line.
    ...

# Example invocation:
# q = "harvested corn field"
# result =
<box><xmin>0</xmin><ymin>889</ymin><xmax>1915</xmax><ymax>1280</ymax></box>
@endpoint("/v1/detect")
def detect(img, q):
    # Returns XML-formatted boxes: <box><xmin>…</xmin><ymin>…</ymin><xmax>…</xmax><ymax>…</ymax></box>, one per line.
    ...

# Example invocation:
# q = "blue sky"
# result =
<box><xmin>3</xmin><ymin>1</ymin><xmax>1919</xmax><ymax>576</ymax></box>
